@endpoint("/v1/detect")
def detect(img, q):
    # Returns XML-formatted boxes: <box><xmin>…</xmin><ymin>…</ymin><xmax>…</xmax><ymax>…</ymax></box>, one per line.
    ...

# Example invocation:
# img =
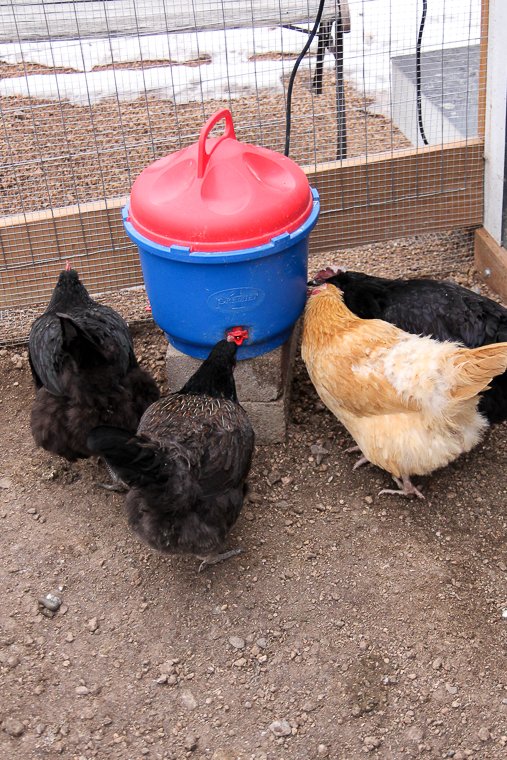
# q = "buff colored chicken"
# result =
<box><xmin>302</xmin><ymin>284</ymin><xmax>507</xmax><ymax>498</ymax></box>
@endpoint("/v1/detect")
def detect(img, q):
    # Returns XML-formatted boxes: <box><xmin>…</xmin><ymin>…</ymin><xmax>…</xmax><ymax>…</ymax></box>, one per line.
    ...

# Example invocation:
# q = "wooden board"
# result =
<box><xmin>306</xmin><ymin>138</ymin><xmax>484</xmax><ymax>248</ymax></box>
<box><xmin>474</xmin><ymin>226</ymin><xmax>507</xmax><ymax>300</ymax></box>
<box><xmin>478</xmin><ymin>0</ymin><xmax>490</xmax><ymax>138</ymax></box>
<box><xmin>0</xmin><ymin>0</ymin><xmax>343</xmax><ymax>42</ymax></box>
<box><xmin>1</xmin><ymin>139</ymin><xmax>484</xmax><ymax>309</ymax></box>
<box><xmin>0</xmin><ymin>197</ymin><xmax>143</xmax><ymax>309</ymax></box>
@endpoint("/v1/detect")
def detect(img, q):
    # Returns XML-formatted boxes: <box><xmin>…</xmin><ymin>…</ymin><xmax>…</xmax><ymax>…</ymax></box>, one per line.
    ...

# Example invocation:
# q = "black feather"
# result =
<box><xmin>29</xmin><ymin>268</ymin><xmax>160</xmax><ymax>460</ymax></box>
<box><xmin>87</xmin><ymin>339</ymin><xmax>255</xmax><ymax>560</ymax></box>
<box><xmin>310</xmin><ymin>268</ymin><xmax>507</xmax><ymax>423</ymax></box>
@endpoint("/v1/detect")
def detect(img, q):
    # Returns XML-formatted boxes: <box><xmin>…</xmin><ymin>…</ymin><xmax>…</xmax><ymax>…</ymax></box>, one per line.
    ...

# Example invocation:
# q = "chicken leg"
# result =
<box><xmin>379</xmin><ymin>475</ymin><xmax>425</xmax><ymax>500</ymax></box>
<box><xmin>97</xmin><ymin>459</ymin><xmax>129</xmax><ymax>493</ymax></box>
<box><xmin>198</xmin><ymin>548</ymin><xmax>243</xmax><ymax>573</ymax></box>
<box><xmin>344</xmin><ymin>445</ymin><xmax>369</xmax><ymax>470</ymax></box>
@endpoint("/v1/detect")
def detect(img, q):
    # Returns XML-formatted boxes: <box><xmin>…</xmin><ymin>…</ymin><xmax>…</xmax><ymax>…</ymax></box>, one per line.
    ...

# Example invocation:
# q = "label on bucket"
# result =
<box><xmin>207</xmin><ymin>287</ymin><xmax>265</xmax><ymax>312</ymax></box>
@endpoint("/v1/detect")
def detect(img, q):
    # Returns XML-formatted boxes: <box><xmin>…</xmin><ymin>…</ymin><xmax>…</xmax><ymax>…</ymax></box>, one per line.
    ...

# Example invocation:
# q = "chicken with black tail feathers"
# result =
<box><xmin>310</xmin><ymin>266</ymin><xmax>507</xmax><ymax>424</ymax></box>
<box><xmin>28</xmin><ymin>267</ymin><xmax>160</xmax><ymax>463</ymax></box>
<box><xmin>87</xmin><ymin>339</ymin><xmax>255</xmax><ymax>572</ymax></box>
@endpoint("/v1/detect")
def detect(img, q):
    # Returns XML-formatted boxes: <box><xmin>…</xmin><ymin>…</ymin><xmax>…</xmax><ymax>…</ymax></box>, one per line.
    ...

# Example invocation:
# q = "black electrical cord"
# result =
<box><xmin>284</xmin><ymin>0</ymin><xmax>327</xmax><ymax>157</ymax></box>
<box><xmin>416</xmin><ymin>0</ymin><xmax>429</xmax><ymax>145</ymax></box>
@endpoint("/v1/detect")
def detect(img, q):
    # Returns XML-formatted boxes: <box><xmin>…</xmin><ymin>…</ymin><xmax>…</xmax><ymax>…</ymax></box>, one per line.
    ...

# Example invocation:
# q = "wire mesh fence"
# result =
<box><xmin>0</xmin><ymin>0</ymin><xmax>484</xmax><ymax>338</ymax></box>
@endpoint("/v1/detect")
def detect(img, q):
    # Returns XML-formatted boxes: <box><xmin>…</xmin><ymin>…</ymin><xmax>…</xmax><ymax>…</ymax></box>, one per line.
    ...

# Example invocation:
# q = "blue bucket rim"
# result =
<box><xmin>122</xmin><ymin>187</ymin><xmax>320</xmax><ymax>264</ymax></box>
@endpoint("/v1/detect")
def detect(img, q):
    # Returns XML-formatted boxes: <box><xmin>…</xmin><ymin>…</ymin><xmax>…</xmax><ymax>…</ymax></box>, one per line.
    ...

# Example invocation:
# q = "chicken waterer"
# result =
<box><xmin>123</xmin><ymin>108</ymin><xmax>320</xmax><ymax>359</ymax></box>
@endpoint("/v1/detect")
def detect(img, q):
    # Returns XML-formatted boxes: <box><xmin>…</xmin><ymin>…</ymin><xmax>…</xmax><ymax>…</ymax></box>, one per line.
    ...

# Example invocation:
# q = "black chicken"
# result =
<box><xmin>87</xmin><ymin>339</ymin><xmax>255</xmax><ymax>571</ymax></box>
<box><xmin>310</xmin><ymin>266</ymin><xmax>507</xmax><ymax>423</ymax></box>
<box><xmin>29</xmin><ymin>267</ymin><xmax>160</xmax><ymax>463</ymax></box>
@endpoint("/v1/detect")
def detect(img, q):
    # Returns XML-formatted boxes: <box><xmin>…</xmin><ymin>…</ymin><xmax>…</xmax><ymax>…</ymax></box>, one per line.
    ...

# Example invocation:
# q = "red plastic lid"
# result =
<box><xmin>127</xmin><ymin>109</ymin><xmax>314</xmax><ymax>252</ymax></box>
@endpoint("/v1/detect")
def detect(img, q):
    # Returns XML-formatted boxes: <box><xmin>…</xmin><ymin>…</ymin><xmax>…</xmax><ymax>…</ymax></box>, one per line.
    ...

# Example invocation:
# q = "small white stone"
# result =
<box><xmin>268</xmin><ymin>720</ymin><xmax>292</xmax><ymax>737</ymax></box>
<box><xmin>180</xmin><ymin>690</ymin><xmax>198</xmax><ymax>710</ymax></box>
<box><xmin>228</xmin><ymin>636</ymin><xmax>245</xmax><ymax>650</ymax></box>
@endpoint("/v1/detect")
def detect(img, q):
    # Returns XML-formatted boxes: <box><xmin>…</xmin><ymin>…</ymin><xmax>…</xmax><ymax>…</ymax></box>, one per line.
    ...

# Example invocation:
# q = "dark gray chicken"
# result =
<box><xmin>87</xmin><ymin>340</ymin><xmax>255</xmax><ymax>571</ymax></box>
<box><xmin>310</xmin><ymin>266</ymin><xmax>507</xmax><ymax>423</ymax></box>
<box><xmin>29</xmin><ymin>267</ymin><xmax>160</xmax><ymax>462</ymax></box>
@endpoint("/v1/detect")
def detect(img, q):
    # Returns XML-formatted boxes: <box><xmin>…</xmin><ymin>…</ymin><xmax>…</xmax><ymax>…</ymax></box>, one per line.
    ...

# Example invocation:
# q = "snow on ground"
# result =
<box><xmin>0</xmin><ymin>0</ymin><xmax>480</xmax><ymax>106</ymax></box>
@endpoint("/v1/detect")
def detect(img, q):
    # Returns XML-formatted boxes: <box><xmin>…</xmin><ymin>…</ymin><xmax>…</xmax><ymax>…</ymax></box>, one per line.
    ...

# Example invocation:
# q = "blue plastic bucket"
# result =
<box><xmin>123</xmin><ymin>188</ymin><xmax>320</xmax><ymax>359</ymax></box>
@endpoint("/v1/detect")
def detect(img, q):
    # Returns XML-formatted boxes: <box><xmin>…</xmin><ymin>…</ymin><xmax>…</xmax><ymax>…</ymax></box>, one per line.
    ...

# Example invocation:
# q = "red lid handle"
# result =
<box><xmin>197</xmin><ymin>109</ymin><xmax>237</xmax><ymax>179</ymax></box>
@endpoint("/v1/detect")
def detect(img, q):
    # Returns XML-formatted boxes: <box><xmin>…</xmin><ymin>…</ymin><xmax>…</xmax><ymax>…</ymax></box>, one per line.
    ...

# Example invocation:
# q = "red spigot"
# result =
<box><xmin>226</xmin><ymin>327</ymin><xmax>249</xmax><ymax>346</ymax></box>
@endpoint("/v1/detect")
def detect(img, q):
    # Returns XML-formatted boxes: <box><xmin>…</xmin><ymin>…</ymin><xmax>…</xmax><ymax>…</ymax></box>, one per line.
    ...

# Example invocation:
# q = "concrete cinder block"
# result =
<box><xmin>241</xmin><ymin>398</ymin><xmax>288</xmax><ymax>444</ymax></box>
<box><xmin>165</xmin><ymin>324</ymin><xmax>300</xmax><ymax>443</ymax></box>
<box><xmin>166</xmin><ymin>326</ymin><xmax>299</xmax><ymax>402</ymax></box>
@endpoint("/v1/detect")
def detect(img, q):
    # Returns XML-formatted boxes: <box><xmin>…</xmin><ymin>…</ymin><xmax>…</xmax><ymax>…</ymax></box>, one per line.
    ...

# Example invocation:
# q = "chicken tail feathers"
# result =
<box><xmin>87</xmin><ymin>425</ymin><xmax>169</xmax><ymax>488</ymax></box>
<box><xmin>452</xmin><ymin>342</ymin><xmax>507</xmax><ymax>401</ymax></box>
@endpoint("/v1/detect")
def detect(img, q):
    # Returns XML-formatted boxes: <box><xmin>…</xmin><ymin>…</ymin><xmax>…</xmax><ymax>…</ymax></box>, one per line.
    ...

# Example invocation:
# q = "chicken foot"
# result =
<box><xmin>344</xmin><ymin>445</ymin><xmax>369</xmax><ymax>470</ymax></box>
<box><xmin>198</xmin><ymin>548</ymin><xmax>243</xmax><ymax>573</ymax></box>
<box><xmin>96</xmin><ymin>459</ymin><xmax>129</xmax><ymax>493</ymax></box>
<box><xmin>379</xmin><ymin>475</ymin><xmax>425</xmax><ymax>500</ymax></box>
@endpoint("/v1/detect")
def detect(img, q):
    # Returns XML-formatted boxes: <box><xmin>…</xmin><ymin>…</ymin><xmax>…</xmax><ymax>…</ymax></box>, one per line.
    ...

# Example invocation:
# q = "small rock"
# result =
<box><xmin>184</xmin><ymin>733</ymin><xmax>199</xmax><ymax>751</ymax></box>
<box><xmin>432</xmin><ymin>657</ymin><xmax>443</xmax><ymax>670</ymax></box>
<box><xmin>405</xmin><ymin>726</ymin><xmax>425</xmax><ymax>743</ymax></box>
<box><xmin>478</xmin><ymin>727</ymin><xmax>491</xmax><ymax>742</ymax></box>
<box><xmin>38</xmin><ymin>593</ymin><xmax>62</xmax><ymax>612</ymax></box>
<box><xmin>10</xmin><ymin>354</ymin><xmax>23</xmax><ymax>369</ymax></box>
<box><xmin>363</xmin><ymin>735</ymin><xmax>381</xmax><ymax>751</ymax></box>
<box><xmin>2</xmin><ymin>717</ymin><xmax>24</xmax><ymax>737</ymax></box>
<box><xmin>268</xmin><ymin>720</ymin><xmax>292</xmax><ymax>737</ymax></box>
<box><xmin>364</xmin><ymin>496</ymin><xmax>373</xmax><ymax>505</ymax></box>
<box><xmin>87</xmin><ymin>617</ymin><xmax>99</xmax><ymax>632</ymax></box>
<box><xmin>180</xmin><ymin>690</ymin><xmax>198</xmax><ymax>710</ymax></box>
<box><xmin>0</xmin><ymin>478</ymin><xmax>12</xmax><ymax>490</ymax></box>
<box><xmin>267</xmin><ymin>471</ymin><xmax>281</xmax><ymax>486</ymax></box>
<box><xmin>233</xmin><ymin>657</ymin><xmax>246</xmax><ymax>668</ymax></box>
<box><xmin>229</xmin><ymin>636</ymin><xmax>245</xmax><ymax>650</ymax></box>
<box><xmin>317</xmin><ymin>744</ymin><xmax>330</xmax><ymax>756</ymax></box>
<box><xmin>75</xmin><ymin>686</ymin><xmax>89</xmax><ymax>696</ymax></box>
<box><xmin>248</xmin><ymin>492</ymin><xmax>262</xmax><ymax>504</ymax></box>
<box><xmin>65</xmin><ymin>633</ymin><xmax>74</xmax><ymax>643</ymax></box>
<box><xmin>159</xmin><ymin>658</ymin><xmax>179</xmax><ymax>674</ymax></box>
<box><xmin>243</xmin><ymin>511</ymin><xmax>255</xmax><ymax>521</ymax></box>
<box><xmin>256</xmin><ymin>638</ymin><xmax>268</xmax><ymax>649</ymax></box>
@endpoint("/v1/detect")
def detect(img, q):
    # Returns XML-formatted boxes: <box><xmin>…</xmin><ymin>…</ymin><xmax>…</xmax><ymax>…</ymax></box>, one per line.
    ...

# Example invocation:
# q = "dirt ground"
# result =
<box><xmin>2</xmin><ymin>235</ymin><xmax>507</xmax><ymax>760</ymax></box>
<box><xmin>0</xmin><ymin>71</ymin><xmax>410</xmax><ymax>217</ymax></box>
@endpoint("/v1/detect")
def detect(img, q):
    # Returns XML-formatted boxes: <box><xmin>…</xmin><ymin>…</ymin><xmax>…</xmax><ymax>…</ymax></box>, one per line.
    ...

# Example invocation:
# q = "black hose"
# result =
<box><xmin>284</xmin><ymin>0</ymin><xmax>327</xmax><ymax>157</ymax></box>
<box><xmin>416</xmin><ymin>0</ymin><xmax>429</xmax><ymax>145</ymax></box>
